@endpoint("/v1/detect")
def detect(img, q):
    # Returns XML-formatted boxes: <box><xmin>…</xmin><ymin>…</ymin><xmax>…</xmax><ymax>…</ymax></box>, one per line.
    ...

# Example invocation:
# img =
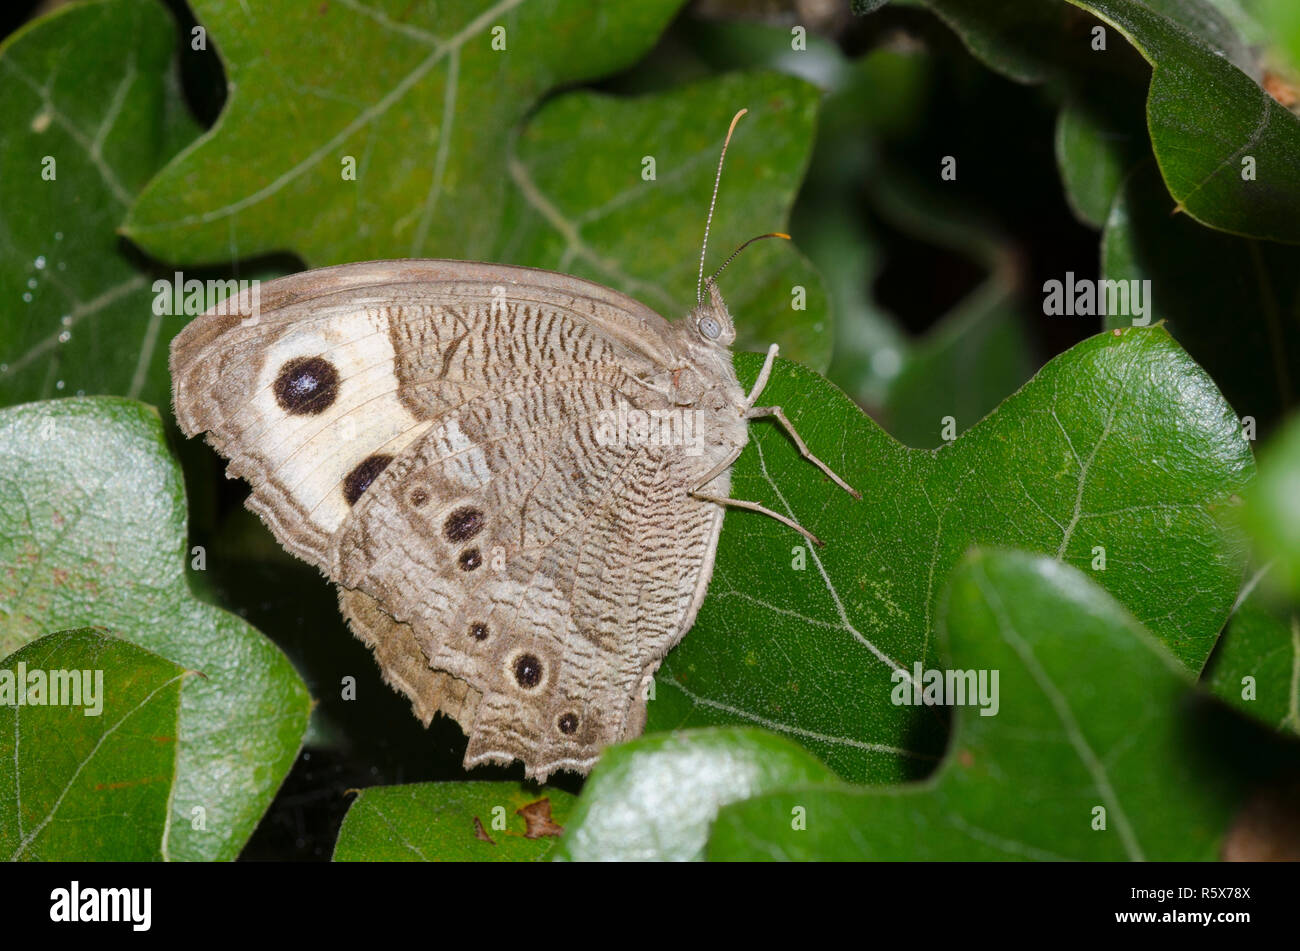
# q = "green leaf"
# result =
<box><xmin>906</xmin><ymin>1</ymin><xmax>1300</xmax><ymax>239</ymax></box>
<box><xmin>124</xmin><ymin>0</ymin><xmax>682</xmax><ymax>263</ymax></box>
<box><xmin>910</xmin><ymin>0</ymin><xmax>1260</xmax><ymax>86</ymax></box>
<box><xmin>707</xmin><ymin>550</ymin><xmax>1270</xmax><ymax>860</ymax></box>
<box><xmin>1245</xmin><ymin>414</ymin><xmax>1300</xmax><ymax>595</ymax></box>
<box><xmin>1127</xmin><ymin>0</ymin><xmax>1263</xmax><ymax>76</ymax></box>
<box><xmin>121</xmin><ymin>1</ymin><xmax>830</xmax><ymax>368</ymax></box>
<box><xmin>883</xmin><ymin>279</ymin><xmax>1033</xmax><ymax>448</ymax></box>
<box><xmin>1055</xmin><ymin>87</ymin><xmax>1148</xmax><ymax>228</ymax></box>
<box><xmin>1217</xmin><ymin>412</ymin><xmax>1300</xmax><ymax>734</ymax></box>
<box><xmin>1203</xmin><ymin>573</ymin><xmax>1300</xmax><ymax>736</ymax></box>
<box><xmin>1070</xmin><ymin>0</ymin><xmax>1300</xmax><ymax>242</ymax></box>
<box><xmin>906</xmin><ymin>0</ymin><xmax>1074</xmax><ymax>85</ymax></box>
<box><xmin>1</xmin><ymin>628</ymin><xmax>186</xmax><ymax>861</ymax></box>
<box><xmin>1103</xmin><ymin>161</ymin><xmax>1300</xmax><ymax>429</ymax></box>
<box><xmin>333</xmin><ymin>782</ymin><xmax>576</xmax><ymax>861</ymax></box>
<box><xmin>552</xmin><ymin>727</ymin><xmax>837</xmax><ymax>861</ymax></box>
<box><xmin>0</xmin><ymin>398</ymin><xmax>310</xmax><ymax>860</ymax></box>
<box><xmin>647</xmin><ymin>327</ymin><xmax>1253</xmax><ymax>783</ymax></box>
<box><xmin>0</xmin><ymin>0</ymin><xmax>200</xmax><ymax>409</ymax></box>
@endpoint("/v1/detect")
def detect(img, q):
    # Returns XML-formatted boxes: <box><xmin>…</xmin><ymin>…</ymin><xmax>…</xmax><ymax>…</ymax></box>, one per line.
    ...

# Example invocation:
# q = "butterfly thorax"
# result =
<box><xmin>664</xmin><ymin>295</ymin><xmax>750</xmax><ymax>467</ymax></box>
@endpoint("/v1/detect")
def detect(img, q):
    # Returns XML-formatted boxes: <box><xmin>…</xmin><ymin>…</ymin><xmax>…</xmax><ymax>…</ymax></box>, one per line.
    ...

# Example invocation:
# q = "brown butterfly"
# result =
<box><xmin>171</xmin><ymin>111</ymin><xmax>856</xmax><ymax>780</ymax></box>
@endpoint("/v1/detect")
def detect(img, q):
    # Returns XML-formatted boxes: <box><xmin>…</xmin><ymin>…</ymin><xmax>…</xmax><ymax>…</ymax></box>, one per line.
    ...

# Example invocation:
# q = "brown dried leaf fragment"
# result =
<box><xmin>517</xmin><ymin>798</ymin><xmax>564</xmax><ymax>839</ymax></box>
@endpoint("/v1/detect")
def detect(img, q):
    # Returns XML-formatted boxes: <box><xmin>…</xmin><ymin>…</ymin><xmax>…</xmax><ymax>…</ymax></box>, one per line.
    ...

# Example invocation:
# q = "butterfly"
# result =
<box><xmin>170</xmin><ymin>111</ymin><xmax>857</xmax><ymax>780</ymax></box>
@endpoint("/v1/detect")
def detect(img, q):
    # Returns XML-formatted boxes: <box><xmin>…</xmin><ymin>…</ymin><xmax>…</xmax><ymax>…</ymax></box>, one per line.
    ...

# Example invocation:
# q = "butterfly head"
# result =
<box><xmin>692</xmin><ymin>278</ymin><xmax>736</xmax><ymax>348</ymax></box>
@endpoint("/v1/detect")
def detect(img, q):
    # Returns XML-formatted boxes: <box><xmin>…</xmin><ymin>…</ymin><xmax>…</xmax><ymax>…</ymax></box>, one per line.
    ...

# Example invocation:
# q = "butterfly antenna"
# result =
<box><xmin>706</xmin><ymin>232</ymin><xmax>791</xmax><ymax>288</ymax></box>
<box><xmin>697</xmin><ymin>108</ymin><xmax>748</xmax><ymax>305</ymax></box>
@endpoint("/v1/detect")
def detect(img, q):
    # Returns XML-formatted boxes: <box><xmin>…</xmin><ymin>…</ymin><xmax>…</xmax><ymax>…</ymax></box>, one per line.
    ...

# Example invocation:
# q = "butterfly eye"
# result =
<box><xmin>698</xmin><ymin>316</ymin><xmax>722</xmax><ymax>340</ymax></box>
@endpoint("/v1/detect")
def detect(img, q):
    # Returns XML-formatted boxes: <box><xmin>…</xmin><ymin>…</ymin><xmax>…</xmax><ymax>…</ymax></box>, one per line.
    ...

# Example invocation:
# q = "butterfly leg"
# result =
<box><xmin>746</xmin><ymin>404</ymin><xmax>860</xmax><ymax>499</ymax></box>
<box><xmin>691</xmin><ymin>488</ymin><xmax>825</xmax><ymax>548</ymax></box>
<box><xmin>743</xmin><ymin>344</ymin><xmax>860</xmax><ymax>499</ymax></box>
<box><xmin>690</xmin><ymin>446</ymin><xmax>824</xmax><ymax>546</ymax></box>
<box><xmin>743</xmin><ymin>343</ymin><xmax>780</xmax><ymax>407</ymax></box>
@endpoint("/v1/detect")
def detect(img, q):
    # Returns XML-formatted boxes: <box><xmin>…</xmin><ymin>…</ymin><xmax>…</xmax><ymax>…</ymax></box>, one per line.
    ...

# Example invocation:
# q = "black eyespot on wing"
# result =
<box><xmin>470</xmin><ymin>622</ymin><xmax>488</xmax><ymax>641</ymax></box>
<box><xmin>458</xmin><ymin>547</ymin><xmax>482</xmax><ymax>571</ymax></box>
<box><xmin>274</xmin><ymin>356</ymin><xmax>339</xmax><ymax>415</ymax></box>
<box><xmin>443</xmin><ymin>506</ymin><xmax>484</xmax><ymax>542</ymax></box>
<box><xmin>343</xmin><ymin>453</ymin><xmax>394</xmax><ymax>506</ymax></box>
<box><xmin>514</xmin><ymin>653</ymin><xmax>542</xmax><ymax>689</ymax></box>
<box><xmin>557</xmin><ymin>712</ymin><xmax>578</xmax><ymax>734</ymax></box>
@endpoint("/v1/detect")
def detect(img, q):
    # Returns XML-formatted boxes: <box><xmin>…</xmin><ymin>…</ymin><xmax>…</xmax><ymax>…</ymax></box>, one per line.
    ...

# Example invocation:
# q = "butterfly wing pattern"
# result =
<box><xmin>171</xmin><ymin>260</ymin><xmax>751</xmax><ymax>779</ymax></box>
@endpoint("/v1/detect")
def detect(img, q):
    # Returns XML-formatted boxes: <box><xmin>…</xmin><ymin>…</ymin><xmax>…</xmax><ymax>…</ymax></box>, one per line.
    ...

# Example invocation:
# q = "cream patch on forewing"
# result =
<box><xmin>436</xmin><ymin>417</ymin><xmax>492</xmax><ymax>489</ymax></box>
<box><xmin>250</xmin><ymin>307</ymin><xmax>430</xmax><ymax>534</ymax></box>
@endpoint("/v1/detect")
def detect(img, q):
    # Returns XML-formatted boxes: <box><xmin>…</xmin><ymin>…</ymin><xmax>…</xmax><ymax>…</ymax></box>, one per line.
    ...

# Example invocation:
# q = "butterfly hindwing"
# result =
<box><xmin>337</xmin><ymin>586</ymin><xmax>480</xmax><ymax>729</ymax></box>
<box><xmin>332</xmin><ymin>366</ymin><xmax>729</xmax><ymax>778</ymax></box>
